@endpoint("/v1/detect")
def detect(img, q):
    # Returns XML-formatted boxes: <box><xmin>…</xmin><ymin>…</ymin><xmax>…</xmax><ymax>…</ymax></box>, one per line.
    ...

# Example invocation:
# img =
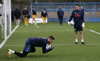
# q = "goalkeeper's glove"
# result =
<box><xmin>68</xmin><ymin>21</ymin><xmax>70</xmax><ymax>25</ymax></box>
<box><xmin>82</xmin><ymin>23</ymin><xmax>85</xmax><ymax>28</ymax></box>
<box><xmin>46</xmin><ymin>44</ymin><xmax>52</xmax><ymax>50</ymax></box>
<box><xmin>44</xmin><ymin>44</ymin><xmax>54</xmax><ymax>54</ymax></box>
<box><xmin>68</xmin><ymin>21</ymin><xmax>74</xmax><ymax>26</ymax></box>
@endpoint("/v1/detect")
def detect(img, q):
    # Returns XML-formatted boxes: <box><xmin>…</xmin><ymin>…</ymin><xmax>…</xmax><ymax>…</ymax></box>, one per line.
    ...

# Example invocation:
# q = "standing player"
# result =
<box><xmin>41</xmin><ymin>8</ymin><xmax>48</xmax><ymax>24</ymax></box>
<box><xmin>68</xmin><ymin>4</ymin><xmax>85</xmax><ymax>44</ymax></box>
<box><xmin>22</xmin><ymin>7</ymin><xmax>29</xmax><ymax>26</ymax></box>
<box><xmin>8</xmin><ymin>36</ymin><xmax>55</xmax><ymax>57</ymax></box>
<box><xmin>57</xmin><ymin>7</ymin><xmax>64</xmax><ymax>25</ymax></box>
<box><xmin>14</xmin><ymin>8</ymin><xmax>21</xmax><ymax>25</ymax></box>
<box><xmin>32</xmin><ymin>7</ymin><xmax>37</xmax><ymax>26</ymax></box>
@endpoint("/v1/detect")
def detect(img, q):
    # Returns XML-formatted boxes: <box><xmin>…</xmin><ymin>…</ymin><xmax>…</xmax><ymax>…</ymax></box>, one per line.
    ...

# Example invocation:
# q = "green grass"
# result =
<box><xmin>0</xmin><ymin>23</ymin><xmax>100</xmax><ymax>61</ymax></box>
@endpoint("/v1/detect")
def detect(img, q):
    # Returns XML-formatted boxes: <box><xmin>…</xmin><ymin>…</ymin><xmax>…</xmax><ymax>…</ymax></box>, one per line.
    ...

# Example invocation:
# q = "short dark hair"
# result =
<box><xmin>48</xmin><ymin>36</ymin><xmax>55</xmax><ymax>40</ymax></box>
<box><xmin>76</xmin><ymin>4</ymin><xmax>80</xmax><ymax>7</ymax></box>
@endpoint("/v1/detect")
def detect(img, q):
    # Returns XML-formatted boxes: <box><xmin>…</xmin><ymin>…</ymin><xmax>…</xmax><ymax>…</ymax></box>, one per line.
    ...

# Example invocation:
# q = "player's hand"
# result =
<box><xmin>82</xmin><ymin>23</ymin><xmax>85</xmax><ymax>28</ymax></box>
<box><xmin>46</xmin><ymin>44</ymin><xmax>52</xmax><ymax>50</ymax></box>
<box><xmin>46</xmin><ymin>44</ymin><xmax>54</xmax><ymax>50</ymax></box>
<box><xmin>48</xmin><ymin>46</ymin><xmax>54</xmax><ymax>51</ymax></box>
<box><xmin>44</xmin><ymin>45</ymin><xmax>54</xmax><ymax>54</ymax></box>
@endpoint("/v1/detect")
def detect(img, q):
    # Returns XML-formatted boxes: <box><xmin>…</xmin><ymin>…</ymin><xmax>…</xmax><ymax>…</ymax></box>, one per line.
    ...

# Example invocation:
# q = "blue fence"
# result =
<box><xmin>30</xmin><ymin>2</ymin><xmax>100</xmax><ymax>22</ymax></box>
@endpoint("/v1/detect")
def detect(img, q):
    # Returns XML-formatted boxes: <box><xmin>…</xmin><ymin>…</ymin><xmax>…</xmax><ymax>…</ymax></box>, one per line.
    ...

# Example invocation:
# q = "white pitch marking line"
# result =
<box><xmin>0</xmin><ymin>25</ymin><xmax>19</xmax><ymax>49</ymax></box>
<box><xmin>89</xmin><ymin>30</ymin><xmax>100</xmax><ymax>35</ymax></box>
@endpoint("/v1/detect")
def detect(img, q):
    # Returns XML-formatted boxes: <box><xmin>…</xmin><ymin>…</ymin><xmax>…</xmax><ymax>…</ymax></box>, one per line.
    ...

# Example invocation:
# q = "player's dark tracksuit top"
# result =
<box><xmin>14</xmin><ymin>9</ymin><xmax>21</xmax><ymax>19</ymax></box>
<box><xmin>69</xmin><ymin>10</ymin><xmax>84</xmax><ymax>26</ymax></box>
<box><xmin>23</xmin><ymin>10</ymin><xmax>29</xmax><ymax>18</ymax></box>
<box><xmin>41</xmin><ymin>11</ymin><xmax>48</xmax><ymax>17</ymax></box>
<box><xmin>57</xmin><ymin>9</ymin><xmax>64</xmax><ymax>17</ymax></box>
<box><xmin>28</xmin><ymin>38</ymin><xmax>49</xmax><ymax>53</ymax></box>
<box><xmin>32</xmin><ymin>9</ymin><xmax>37</xmax><ymax>15</ymax></box>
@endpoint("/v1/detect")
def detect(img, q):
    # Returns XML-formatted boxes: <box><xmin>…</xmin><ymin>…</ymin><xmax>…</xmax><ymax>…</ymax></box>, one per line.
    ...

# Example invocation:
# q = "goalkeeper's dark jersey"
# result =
<box><xmin>69</xmin><ymin>10</ymin><xmax>84</xmax><ymax>26</ymax></box>
<box><xmin>29</xmin><ymin>38</ymin><xmax>48</xmax><ymax>47</ymax></box>
<box><xmin>28</xmin><ymin>38</ymin><xmax>49</xmax><ymax>53</ymax></box>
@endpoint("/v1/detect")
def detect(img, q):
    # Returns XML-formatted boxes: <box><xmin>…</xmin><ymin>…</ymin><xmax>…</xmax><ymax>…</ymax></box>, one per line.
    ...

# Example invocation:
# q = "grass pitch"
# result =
<box><xmin>0</xmin><ymin>23</ymin><xmax>100</xmax><ymax>61</ymax></box>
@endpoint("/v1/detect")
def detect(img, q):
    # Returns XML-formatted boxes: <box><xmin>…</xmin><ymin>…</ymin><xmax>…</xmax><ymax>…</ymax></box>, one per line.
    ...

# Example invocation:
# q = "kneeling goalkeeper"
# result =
<box><xmin>8</xmin><ymin>36</ymin><xmax>55</xmax><ymax>57</ymax></box>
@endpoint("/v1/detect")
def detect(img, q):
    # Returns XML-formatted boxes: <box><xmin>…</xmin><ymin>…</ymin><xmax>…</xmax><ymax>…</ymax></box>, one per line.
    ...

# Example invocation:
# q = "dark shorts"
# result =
<box><xmin>74</xmin><ymin>25</ymin><xmax>83</xmax><ymax>32</ymax></box>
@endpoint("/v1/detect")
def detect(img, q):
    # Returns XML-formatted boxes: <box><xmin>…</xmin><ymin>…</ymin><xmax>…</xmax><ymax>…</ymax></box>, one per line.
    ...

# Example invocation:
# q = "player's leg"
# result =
<box><xmin>24</xmin><ymin>17</ymin><xmax>26</xmax><ymax>24</ymax></box>
<box><xmin>74</xmin><ymin>26</ymin><xmax>78</xmax><ymax>44</ymax></box>
<box><xmin>24</xmin><ymin>17</ymin><xmax>28</xmax><ymax>26</ymax></box>
<box><xmin>8</xmin><ymin>49</ymin><xmax>28</xmax><ymax>57</ymax></box>
<box><xmin>16</xmin><ymin>19</ymin><xmax>20</xmax><ymax>25</ymax></box>
<box><xmin>80</xmin><ymin>31</ymin><xmax>84</xmax><ymax>44</ymax></box>
<box><xmin>14</xmin><ymin>51</ymin><xmax>28</xmax><ymax>57</ymax></box>
<box><xmin>16</xmin><ymin>19</ymin><xmax>18</xmax><ymax>25</ymax></box>
<box><xmin>79</xmin><ymin>26</ymin><xmax>85</xmax><ymax>44</ymax></box>
<box><xmin>23</xmin><ymin>39</ymin><xmax>31</xmax><ymax>52</ymax></box>
<box><xmin>42</xmin><ymin>17</ymin><xmax>44</xmax><ymax>24</ymax></box>
<box><xmin>42</xmin><ymin>17</ymin><xmax>46</xmax><ymax>24</ymax></box>
<box><xmin>58</xmin><ymin>17</ymin><xmax>61</xmax><ymax>25</ymax></box>
<box><xmin>8</xmin><ymin>39</ymin><xmax>30</xmax><ymax>57</ymax></box>
<box><xmin>27</xmin><ymin>17</ymin><xmax>29</xmax><ymax>25</ymax></box>
<box><xmin>18</xmin><ymin>19</ymin><xmax>20</xmax><ymax>24</ymax></box>
<box><xmin>14</xmin><ymin>39</ymin><xmax>34</xmax><ymax>57</ymax></box>
<box><xmin>33</xmin><ymin>15</ymin><xmax>37</xmax><ymax>26</ymax></box>
<box><xmin>75</xmin><ymin>31</ymin><xmax>78</xmax><ymax>44</ymax></box>
<box><xmin>24</xmin><ymin>39</ymin><xmax>36</xmax><ymax>53</ymax></box>
<box><xmin>29</xmin><ymin>45</ymin><xmax>36</xmax><ymax>53</ymax></box>
<box><xmin>61</xmin><ymin>16</ymin><xmax>63</xmax><ymax>25</ymax></box>
<box><xmin>32</xmin><ymin>15</ymin><xmax>34</xmax><ymax>24</ymax></box>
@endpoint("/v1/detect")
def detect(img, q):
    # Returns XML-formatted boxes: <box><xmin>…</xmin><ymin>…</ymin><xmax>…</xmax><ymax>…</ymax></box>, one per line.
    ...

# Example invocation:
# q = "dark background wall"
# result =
<box><xmin>0</xmin><ymin>0</ymin><xmax>100</xmax><ymax>4</ymax></box>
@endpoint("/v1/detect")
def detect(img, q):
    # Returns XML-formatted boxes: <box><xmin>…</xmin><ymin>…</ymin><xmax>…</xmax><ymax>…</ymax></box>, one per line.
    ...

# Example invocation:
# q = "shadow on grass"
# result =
<box><xmin>3</xmin><ymin>54</ymin><xmax>55</xmax><ymax>61</ymax></box>
<box><xmin>26</xmin><ymin>54</ymin><xmax>54</xmax><ymax>58</ymax></box>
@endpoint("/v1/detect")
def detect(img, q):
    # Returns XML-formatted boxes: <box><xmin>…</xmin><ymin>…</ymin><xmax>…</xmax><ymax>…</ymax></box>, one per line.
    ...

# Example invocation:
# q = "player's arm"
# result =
<box><xmin>81</xmin><ymin>11</ymin><xmax>85</xmax><ymax>28</ymax></box>
<box><xmin>81</xmin><ymin>12</ymin><xmax>85</xmax><ymax>23</ymax></box>
<box><xmin>42</xmin><ymin>44</ymin><xmax>54</xmax><ymax>54</ymax></box>
<box><xmin>62</xmin><ymin>10</ymin><xmax>64</xmax><ymax>16</ymax></box>
<box><xmin>68</xmin><ymin>11</ymin><xmax>74</xmax><ymax>22</ymax></box>
<box><xmin>68</xmin><ymin>11</ymin><xmax>74</xmax><ymax>25</ymax></box>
